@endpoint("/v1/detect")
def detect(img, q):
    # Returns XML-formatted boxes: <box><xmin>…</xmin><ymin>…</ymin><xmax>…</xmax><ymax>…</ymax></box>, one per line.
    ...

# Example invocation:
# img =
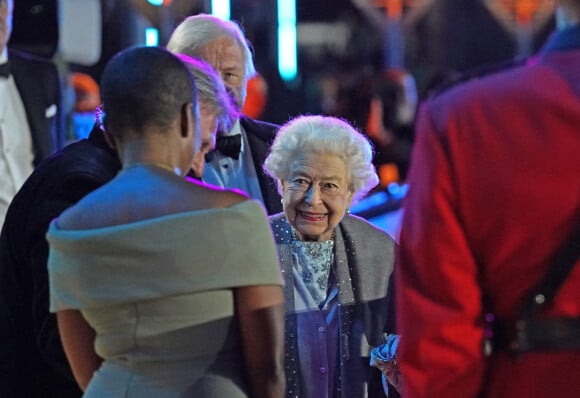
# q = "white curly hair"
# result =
<box><xmin>264</xmin><ymin>115</ymin><xmax>379</xmax><ymax>203</ymax></box>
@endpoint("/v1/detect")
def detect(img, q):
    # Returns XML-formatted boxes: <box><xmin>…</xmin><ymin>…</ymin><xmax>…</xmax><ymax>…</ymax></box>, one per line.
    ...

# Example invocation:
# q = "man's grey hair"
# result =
<box><xmin>167</xmin><ymin>13</ymin><xmax>256</xmax><ymax>81</ymax></box>
<box><xmin>175</xmin><ymin>54</ymin><xmax>238</xmax><ymax>132</ymax></box>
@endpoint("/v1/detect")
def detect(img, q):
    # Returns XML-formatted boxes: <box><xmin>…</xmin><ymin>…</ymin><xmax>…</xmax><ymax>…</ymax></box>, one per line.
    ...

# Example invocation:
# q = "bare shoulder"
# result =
<box><xmin>182</xmin><ymin>177</ymin><xmax>250</xmax><ymax>209</ymax></box>
<box><xmin>55</xmin><ymin>193</ymin><xmax>101</xmax><ymax>230</ymax></box>
<box><xmin>53</xmin><ymin>178</ymin><xmax>128</xmax><ymax>230</ymax></box>
<box><xmin>203</xmin><ymin>185</ymin><xmax>250</xmax><ymax>209</ymax></box>
<box><xmin>55</xmin><ymin>206</ymin><xmax>77</xmax><ymax>230</ymax></box>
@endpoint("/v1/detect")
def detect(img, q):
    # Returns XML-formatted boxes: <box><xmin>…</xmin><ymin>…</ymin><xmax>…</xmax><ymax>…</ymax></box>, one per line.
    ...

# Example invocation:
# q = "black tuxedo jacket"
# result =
<box><xmin>0</xmin><ymin>126</ymin><xmax>120</xmax><ymax>397</ymax></box>
<box><xmin>9</xmin><ymin>48</ymin><xmax>63</xmax><ymax>166</ymax></box>
<box><xmin>240</xmin><ymin>116</ymin><xmax>283</xmax><ymax>215</ymax></box>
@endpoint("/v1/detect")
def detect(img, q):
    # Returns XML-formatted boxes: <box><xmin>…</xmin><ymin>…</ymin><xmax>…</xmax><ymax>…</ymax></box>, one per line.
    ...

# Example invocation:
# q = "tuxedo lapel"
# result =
<box><xmin>240</xmin><ymin>116</ymin><xmax>282</xmax><ymax>215</ymax></box>
<box><xmin>9</xmin><ymin>49</ymin><xmax>61</xmax><ymax>165</ymax></box>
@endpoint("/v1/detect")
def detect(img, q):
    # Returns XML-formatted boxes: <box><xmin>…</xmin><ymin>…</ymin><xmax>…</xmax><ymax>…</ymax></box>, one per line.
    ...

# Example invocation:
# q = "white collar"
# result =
<box><xmin>0</xmin><ymin>48</ymin><xmax>8</xmax><ymax>64</ymax></box>
<box><xmin>223</xmin><ymin>118</ymin><xmax>241</xmax><ymax>137</ymax></box>
<box><xmin>224</xmin><ymin>119</ymin><xmax>244</xmax><ymax>153</ymax></box>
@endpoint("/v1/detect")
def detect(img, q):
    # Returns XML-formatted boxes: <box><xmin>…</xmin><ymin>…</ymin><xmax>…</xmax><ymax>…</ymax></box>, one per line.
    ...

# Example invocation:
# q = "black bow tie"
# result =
<box><xmin>0</xmin><ymin>62</ymin><xmax>10</xmax><ymax>79</ymax></box>
<box><xmin>213</xmin><ymin>134</ymin><xmax>242</xmax><ymax>160</ymax></box>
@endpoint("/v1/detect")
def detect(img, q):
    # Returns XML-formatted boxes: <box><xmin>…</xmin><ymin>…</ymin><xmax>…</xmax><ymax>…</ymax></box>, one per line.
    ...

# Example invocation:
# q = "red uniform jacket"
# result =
<box><xmin>397</xmin><ymin>26</ymin><xmax>580</xmax><ymax>398</ymax></box>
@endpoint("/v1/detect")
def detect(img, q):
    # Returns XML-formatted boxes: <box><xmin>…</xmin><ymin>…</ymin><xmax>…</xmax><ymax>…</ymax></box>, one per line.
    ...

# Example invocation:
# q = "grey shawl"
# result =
<box><xmin>269</xmin><ymin>213</ymin><xmax>396</xmax><ymax>398</ymax></box>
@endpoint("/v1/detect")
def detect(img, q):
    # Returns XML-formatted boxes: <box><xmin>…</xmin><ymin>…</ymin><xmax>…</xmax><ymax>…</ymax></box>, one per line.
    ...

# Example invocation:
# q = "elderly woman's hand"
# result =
<box><xmin>370</xmin><ymin>334</ymin><xmax>402</xmax><ymax>394</ymax></box>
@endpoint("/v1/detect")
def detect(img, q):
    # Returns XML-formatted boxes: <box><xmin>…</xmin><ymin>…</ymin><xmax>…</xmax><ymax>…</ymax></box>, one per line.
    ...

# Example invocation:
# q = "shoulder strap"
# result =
<box><xmin>520</xmin><ymin>220</ymin><xmax>580</xmax><ymax>317</ymax></box>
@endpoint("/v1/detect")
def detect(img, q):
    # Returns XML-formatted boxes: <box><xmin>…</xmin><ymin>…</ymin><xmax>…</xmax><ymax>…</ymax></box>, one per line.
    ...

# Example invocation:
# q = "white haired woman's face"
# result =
<box><xmin>281</xmin><ymin>151</ymin><xmax>353</xmax><ymax>241</ymax></box>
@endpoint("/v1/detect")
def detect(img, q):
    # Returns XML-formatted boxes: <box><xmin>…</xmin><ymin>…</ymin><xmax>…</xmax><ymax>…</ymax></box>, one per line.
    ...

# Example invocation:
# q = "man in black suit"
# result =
<box><xmin>167</xmin><ymin>13</ymin><xmax>282</xmax><ymax>215</ymax></box>
<box><xmin>0</xmin><ymin>0</ymin><xmax>62</xmax><ymax>227</ymax></box>
<box><xmin>0</xmin><ymin>124</ymin><xmax>115</xmax><ymax>398</ymax></box>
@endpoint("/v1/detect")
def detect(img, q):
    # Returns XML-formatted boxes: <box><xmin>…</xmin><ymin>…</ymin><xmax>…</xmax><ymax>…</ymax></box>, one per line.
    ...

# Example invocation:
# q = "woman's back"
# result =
<box><xmin>49</xmin><ymin>166</ymin><xmax>282</xmax><ymax>397</ymax></box>
<box><xmin>57</xmin><ymin>165</ymin><xmax>245</xmax><ymax>230</ymax></box>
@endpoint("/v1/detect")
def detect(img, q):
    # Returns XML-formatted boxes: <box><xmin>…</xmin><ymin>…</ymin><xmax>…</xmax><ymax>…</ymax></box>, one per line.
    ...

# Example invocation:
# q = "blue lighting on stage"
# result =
<box><xmin>350</xmin><ymin>192</ymin><xmax>390</xmax><ymax>214</ymax></box>
<box><xmin>211</xmin><ymin>0</ymin><xmax>231</xmax><ymax>20</ymax></box>
<box><xmin>387</xmin><ymin>182</ymin><xmax>409</xmax><ymax>199</ymax></box>
<box><xmin>145</xmin><ymin>28</ymin><xmax>159</xmax><ymax>46</ymax></box>
<box><xmin>349</xmin><ymin>184</ymin><xmax>408</xmax><ymax>241</ymax></box>
<box><xmin>277</xmin><ymin>0</ymin><xmax>297</xmax><ymax>81</ymax></box>
<box><xmin>147</xmin><ymin>0</ymin><xmax>164</xmax><ymax>6</ymax></box>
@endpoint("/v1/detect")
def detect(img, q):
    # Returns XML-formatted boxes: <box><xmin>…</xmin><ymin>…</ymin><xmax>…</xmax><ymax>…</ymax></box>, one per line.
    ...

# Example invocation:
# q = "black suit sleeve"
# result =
<box><xmin>29</xmin><ymin>174</ymin><xmax>107</xmax><ymax>379</ymax></box>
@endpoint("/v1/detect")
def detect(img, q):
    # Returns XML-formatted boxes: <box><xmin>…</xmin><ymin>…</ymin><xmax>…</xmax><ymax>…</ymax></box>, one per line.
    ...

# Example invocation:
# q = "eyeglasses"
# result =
<box><xmin>286</xmin><ymin>178</ymin><xmax>348</xmax><ymax>198</ymax></box>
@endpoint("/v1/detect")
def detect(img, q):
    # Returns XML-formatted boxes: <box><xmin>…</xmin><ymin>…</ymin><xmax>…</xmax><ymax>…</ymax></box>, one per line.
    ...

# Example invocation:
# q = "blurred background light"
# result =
<box><xmin>145</xmin><ymin>27</ymin><xmax>159</xmax><ymax>46</ymax></box>
<box><xmin>277</xmin><ymin>0</ymin><xmax>297</xmax><ymax>81</ymax></box>
<box><xmin>211</xmin><ymin>0</ymin><xmax>231</xmax><ymax>20</ymax></box>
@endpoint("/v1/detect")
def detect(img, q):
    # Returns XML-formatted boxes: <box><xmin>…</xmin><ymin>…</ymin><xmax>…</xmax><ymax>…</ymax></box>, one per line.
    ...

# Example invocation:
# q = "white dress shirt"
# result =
<box><xmin>0</xmin><ymin>48</ymin><xmax>34</xmax><ymax>227</ymax></box>
<box><xmin>202</xmin><ymin>119</ymin><xmax>265</xmax><ymax>203</ymax></box>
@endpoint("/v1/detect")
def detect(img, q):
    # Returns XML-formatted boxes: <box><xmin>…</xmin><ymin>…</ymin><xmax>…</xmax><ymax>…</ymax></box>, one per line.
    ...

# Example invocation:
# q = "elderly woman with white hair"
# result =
<box><xmin>264</xmin><ymin>115</ymin><xmax>399</xmax><ymax>398</ymax></box>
